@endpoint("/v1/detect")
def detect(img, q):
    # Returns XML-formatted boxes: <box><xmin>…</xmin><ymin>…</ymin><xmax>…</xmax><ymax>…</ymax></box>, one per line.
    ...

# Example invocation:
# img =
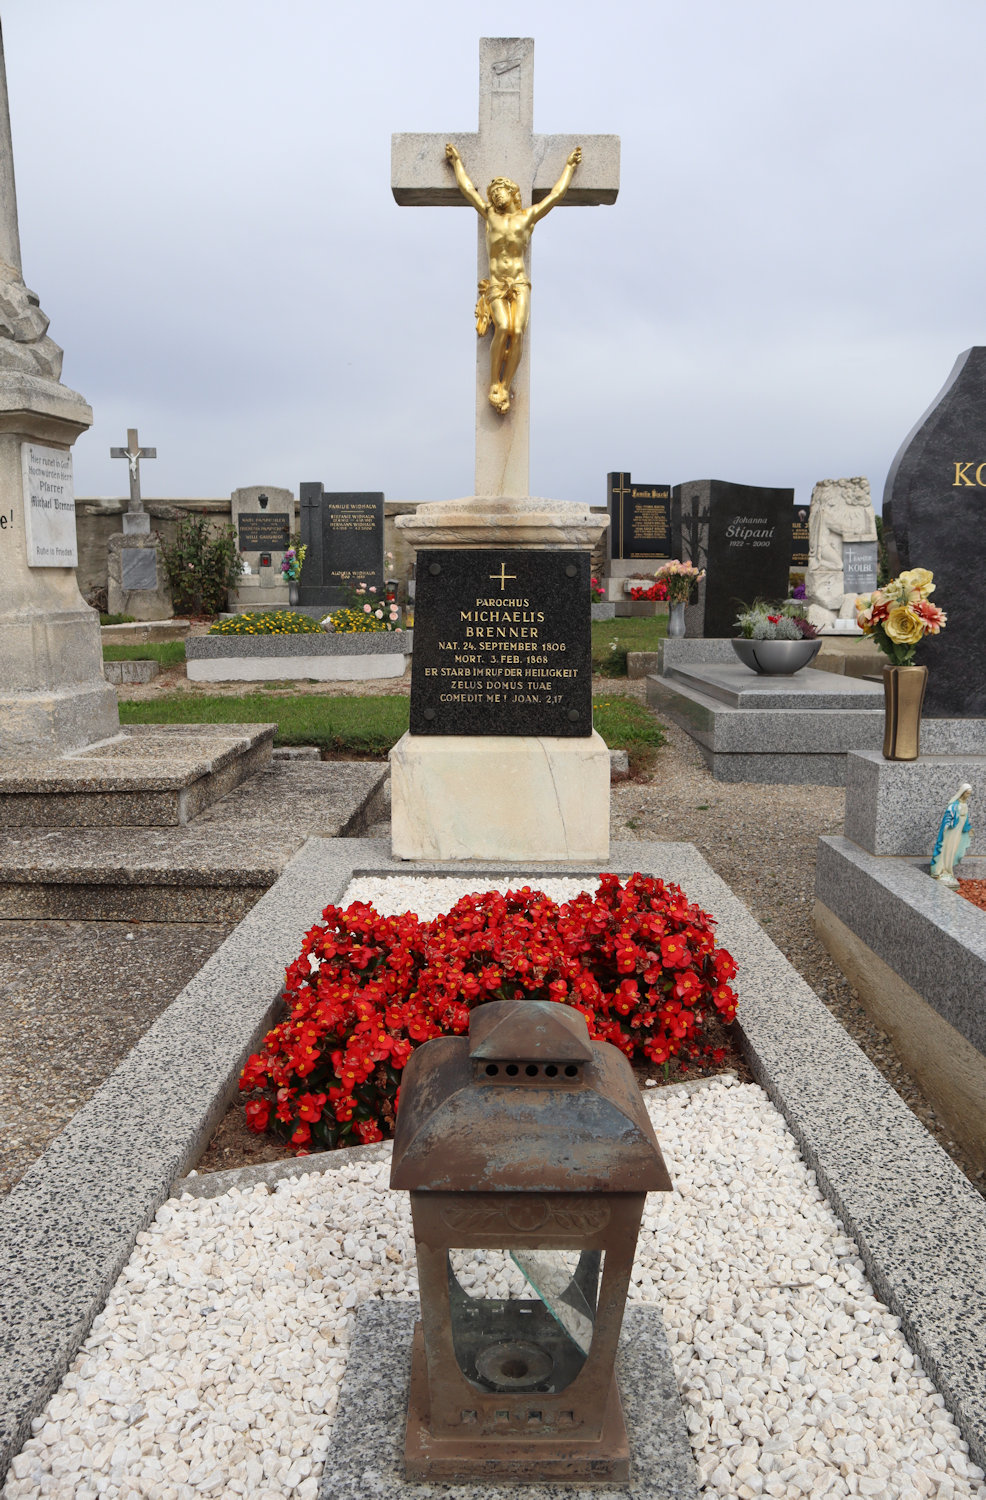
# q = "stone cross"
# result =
<box><xmin>392</xmin><ymin>38</ymin><xmax>619</xmax><ymax>500</ymax></box>
<box><xmin>111</xmin><ymin>428</ymin><xmax>156</xmax><ymax>535</ymax></box>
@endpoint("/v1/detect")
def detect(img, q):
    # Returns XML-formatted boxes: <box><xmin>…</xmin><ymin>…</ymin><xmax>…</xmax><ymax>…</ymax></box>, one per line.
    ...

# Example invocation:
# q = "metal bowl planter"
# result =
<box><xmin>731</xmin><ymin>638</ymin><xmax>822</xmax><ymax>675</ymax></box>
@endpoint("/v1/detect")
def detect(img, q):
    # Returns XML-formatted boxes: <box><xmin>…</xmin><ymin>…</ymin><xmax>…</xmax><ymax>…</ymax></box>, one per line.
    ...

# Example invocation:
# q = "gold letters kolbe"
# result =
<box><xmin>952</xmin><ymin>462</ymin><xmax>986</xmax><ymax>486</ymax></box>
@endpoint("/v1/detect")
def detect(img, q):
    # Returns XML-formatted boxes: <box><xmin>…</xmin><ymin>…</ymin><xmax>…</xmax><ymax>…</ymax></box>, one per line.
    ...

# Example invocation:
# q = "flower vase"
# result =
<box><xmin>668</xmin><ymin>601</ymin><xmax>687</xmax><ymax>637</ymax></box>
<box><xmin>288</xmin><ymin>581</ymin><xmax>300</xmax><ymax>606</ymax></box>
<box><xmin>881</xmin><ymin>663</ymin><xmax>928</xmax><ymax>760</ymax></box>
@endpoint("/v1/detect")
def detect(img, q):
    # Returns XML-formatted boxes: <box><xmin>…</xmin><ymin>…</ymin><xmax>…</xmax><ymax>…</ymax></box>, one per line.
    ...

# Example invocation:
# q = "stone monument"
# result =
<box><xmin>604</xmin><ymin>471</ymin><xmax>673</xmax><ymax>601</ymax></box>
<box><xmin>298</xmin><ymin>484</ymin><xmax>384</xmax><ymax>608</ymax></box>
<box><xmin>389</xmin><ymin>38</ymin><xmax>619</xmax><ymax>859</ymax></box>
<box><xmin>230</xmin><ymin>484</ymin><xmax>293</xmax><ymax>609</ymax></box>
<box><xmin>803</xmin><ymin>476</ymin><xmax>877</xmax><ymax>631</ymax></box>
<box><xmin>883</xmin><ymin>347</ymin><xmax>986</xmax><ymax>717</ymax></box>
<box><xmin>673</xmin><ymin>479</ymin><xmax>793</xmax><ymax>639</ymax></box>
<box><xmin>0</xmin><ymin>26</ymin><xmax>118</xmax><ymax>755</ymax></box>
<box><xmin>106</xmin><ymin>427</ymin><xmax>172</xmax><ymax>621</ymax></box>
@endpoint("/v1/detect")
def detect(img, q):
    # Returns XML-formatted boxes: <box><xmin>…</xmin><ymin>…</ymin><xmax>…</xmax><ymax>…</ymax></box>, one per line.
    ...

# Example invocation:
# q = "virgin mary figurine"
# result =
<box><xmin>930</xmin><ymin>783</ymin><xmax>973</xmax><ymax>888</ymax></box>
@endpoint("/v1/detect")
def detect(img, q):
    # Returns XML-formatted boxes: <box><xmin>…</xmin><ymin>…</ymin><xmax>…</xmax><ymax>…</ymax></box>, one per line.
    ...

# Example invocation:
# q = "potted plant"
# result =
<box><xmin>855</xmin><ymin>569</ymin><xmax>946</xmax><ymax>760</ymax></box>
<box><xmin>652</xmin><ymin>560</ymin><xmax>705</xmax><ymax>636</ymax></box>
<box><xmin>732</xmin><ymin>601</ymin><xmax>821</xmax><ymax>675</ymax></box>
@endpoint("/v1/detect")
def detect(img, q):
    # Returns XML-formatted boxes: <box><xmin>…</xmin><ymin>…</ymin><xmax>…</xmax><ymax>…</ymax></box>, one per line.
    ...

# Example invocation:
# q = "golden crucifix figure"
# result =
<box><xmin>445</xmin><ymin>142</ymin><xmax>581</xmax><ymax>415</ymax></box>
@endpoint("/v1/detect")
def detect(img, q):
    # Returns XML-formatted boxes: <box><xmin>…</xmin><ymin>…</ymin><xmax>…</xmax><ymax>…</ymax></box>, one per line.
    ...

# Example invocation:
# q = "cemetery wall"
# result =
<box><xmin>74</xmin><ymin>497</ymin><xmax>611</xmax><ymax>601</ymax></box>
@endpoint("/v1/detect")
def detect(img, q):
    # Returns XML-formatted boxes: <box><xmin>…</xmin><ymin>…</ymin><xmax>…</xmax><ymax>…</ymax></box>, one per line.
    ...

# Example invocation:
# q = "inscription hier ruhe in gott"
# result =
<box><xmin>410</xmin><ymin>550</ymin><xmax>592</xmax><ymax>737</ymax></box>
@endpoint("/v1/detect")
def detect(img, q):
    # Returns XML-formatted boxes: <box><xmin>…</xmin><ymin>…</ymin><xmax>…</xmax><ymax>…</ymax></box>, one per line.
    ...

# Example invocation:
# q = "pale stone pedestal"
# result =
<box><xmin>390</xmin><ymin>730</ymin><xmax>611</xmax><ymax>860</ymax></box>
<box><xmin>393</xmin><ymin>494</ymin><xmax>610</xmax><ymax>863</ymax></box>
<box><xmin>0</xmin><ymin>373</ymin><xmax>118</xmax><ymax>757</ymax></box>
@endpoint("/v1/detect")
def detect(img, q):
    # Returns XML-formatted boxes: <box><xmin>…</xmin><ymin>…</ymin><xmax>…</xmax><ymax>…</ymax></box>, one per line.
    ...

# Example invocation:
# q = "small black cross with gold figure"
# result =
<box><xmin>489</xmin><ymin>562</ymin><xmax>517</xmax><ymax>589</ymax></box>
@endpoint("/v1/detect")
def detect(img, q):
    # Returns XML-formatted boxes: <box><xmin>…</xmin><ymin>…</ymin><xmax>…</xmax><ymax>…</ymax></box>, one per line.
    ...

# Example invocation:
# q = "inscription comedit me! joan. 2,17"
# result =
<box><xmin>410</xmin><ymin>550</ymin><xmax>592</xmax><ymax>737</ymax></box>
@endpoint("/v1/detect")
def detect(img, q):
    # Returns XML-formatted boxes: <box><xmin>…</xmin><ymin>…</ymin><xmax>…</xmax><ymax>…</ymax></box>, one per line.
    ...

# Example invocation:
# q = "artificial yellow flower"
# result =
<box><xmin>884</xmin><ymin>605</ymin><xmax>925</xmax><ymax>645</ymax></box>
<box><xmin>897</xmin><ymin>568</ymin><xmax>934</xmax><ymax>599</ymax></box>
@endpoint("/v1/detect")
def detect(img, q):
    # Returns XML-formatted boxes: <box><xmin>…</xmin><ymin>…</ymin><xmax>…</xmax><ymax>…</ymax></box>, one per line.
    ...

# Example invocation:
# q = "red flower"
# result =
<box><xmin>244</xmin><ymin>1099</ymin><xmax>270</xmax><ymax>1132</ymax></box>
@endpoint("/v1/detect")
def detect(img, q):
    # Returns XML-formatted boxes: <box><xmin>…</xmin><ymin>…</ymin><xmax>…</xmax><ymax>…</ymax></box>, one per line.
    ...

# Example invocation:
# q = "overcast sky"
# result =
<box><xmin>4</xmin><ymin>0</ymin><xmax>984</xmax><ymax>511</ymax></box>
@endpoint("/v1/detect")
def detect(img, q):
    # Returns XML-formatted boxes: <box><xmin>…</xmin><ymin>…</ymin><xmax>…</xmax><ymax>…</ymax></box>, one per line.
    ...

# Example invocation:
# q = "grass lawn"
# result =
<box><xmin>103</xmin><ymin>642</ymin><xmax>187</xmax><ymax>666</ymax></box>
<box><xmin>119</xmin><ymin>690</ymin><xmax>666</xmax><ymax>772</ymax></box>
<box><xmin>591</xmin><ymin>614</ymin><xmax>667</xmax><ymax>676</ymax></box>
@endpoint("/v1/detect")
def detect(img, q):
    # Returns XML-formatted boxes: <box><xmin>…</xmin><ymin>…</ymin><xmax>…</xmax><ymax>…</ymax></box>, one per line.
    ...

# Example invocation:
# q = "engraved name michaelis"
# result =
<box><xmin>424</xmin><ymin>598</ymin><xmax>574</xmax><ymax>705</ymax></box>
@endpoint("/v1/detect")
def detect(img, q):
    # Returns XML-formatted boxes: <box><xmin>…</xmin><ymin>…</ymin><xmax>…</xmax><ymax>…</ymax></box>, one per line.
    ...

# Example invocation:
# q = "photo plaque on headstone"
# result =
<box><xmin>607</xmin><ymin>472</ymin><xmax>672</xmax><ymax>561</ymax></box>
<box><xmin>21</xmin><ymin>443</ymin><xmax>78</xmax><ymax>568</ymax></box>
<box><xmin>299</xmin><ymin>483</ymin><xmax>385</xmax><ymax>607</ymax></box>
<box><xmin>410</xmin><ymin>550</ymin><xmax>592</xmax><ymax>737</ymax></box>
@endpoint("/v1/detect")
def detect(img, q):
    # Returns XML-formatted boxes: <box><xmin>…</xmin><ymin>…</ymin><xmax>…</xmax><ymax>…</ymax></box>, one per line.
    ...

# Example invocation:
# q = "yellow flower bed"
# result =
<box><xmin>209</xmin><ymin>611</ymin><xmax>323</xmax><ymax>635</ymax></box>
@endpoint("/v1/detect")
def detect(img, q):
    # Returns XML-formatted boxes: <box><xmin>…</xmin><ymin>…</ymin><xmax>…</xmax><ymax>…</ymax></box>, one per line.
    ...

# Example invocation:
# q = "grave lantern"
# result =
<box><xmin>390</xmin><ymin>998</ymin><xmax>672</xmax><ymax>1485</ymax></box>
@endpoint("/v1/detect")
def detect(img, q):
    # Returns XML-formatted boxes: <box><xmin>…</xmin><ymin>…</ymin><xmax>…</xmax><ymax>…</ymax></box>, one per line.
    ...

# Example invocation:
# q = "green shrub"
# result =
<box><xmin>161</xmin><ymin>515</ymin><xmax>241</xmax><ymax>617</ymax></box>
<box><xmin>210</xmin><ymin>611</ymin><xmax>324</xmax><ymax>635</ymax></box>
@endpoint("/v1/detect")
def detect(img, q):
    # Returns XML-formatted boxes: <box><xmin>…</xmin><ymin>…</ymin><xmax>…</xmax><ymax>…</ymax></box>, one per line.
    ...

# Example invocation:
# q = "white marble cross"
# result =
<box><xmin>392</xmin><ymin>38</ymin><xmax>619</xmax><ymax>500</ymax></box>
<box><xmin>110</xmin><ymin>427</ymin><xmax>156</xmax><ymax>532</ymax></box>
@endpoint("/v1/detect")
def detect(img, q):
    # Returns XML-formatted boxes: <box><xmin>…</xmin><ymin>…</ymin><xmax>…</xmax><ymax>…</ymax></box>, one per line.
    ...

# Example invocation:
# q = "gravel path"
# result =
<box><xmin>4</xmin><ymin>1079</ymin><xmax>983</xmax><ymax>1500</ymax></box>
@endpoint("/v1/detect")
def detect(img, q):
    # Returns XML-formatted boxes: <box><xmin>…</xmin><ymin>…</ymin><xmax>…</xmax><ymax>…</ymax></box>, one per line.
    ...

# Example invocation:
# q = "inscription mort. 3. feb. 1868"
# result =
<box><xmin>410</xmin><ymin>549</ymin><xmax>592</xmax><ymax>737</ymax></box>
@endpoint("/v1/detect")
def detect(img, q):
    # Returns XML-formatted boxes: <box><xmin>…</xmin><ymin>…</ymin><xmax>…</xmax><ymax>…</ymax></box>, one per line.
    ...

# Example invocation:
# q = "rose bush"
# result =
<box><xmin>240</xmin><ymin>874</ymin><xmax>739</xmax><ymax>1154</ymax></box>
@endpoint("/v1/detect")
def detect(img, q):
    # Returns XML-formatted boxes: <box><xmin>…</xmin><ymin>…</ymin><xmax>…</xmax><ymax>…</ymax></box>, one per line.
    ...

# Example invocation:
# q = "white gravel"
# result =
<box><xmin>342</xmin><ymin>873</ymin><xmax>597</xmax><ymax>919</ymax></box>
<box><xmin>5</xmin><ymin>1078</ymin><xmax>983</xmax><ymax>1500</ymax></box>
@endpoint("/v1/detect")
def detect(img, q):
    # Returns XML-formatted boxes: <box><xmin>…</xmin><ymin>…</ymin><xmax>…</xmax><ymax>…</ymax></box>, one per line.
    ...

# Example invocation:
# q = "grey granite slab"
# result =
<box><xmin>0</xmin><ymin>762</ymin><xmax>387</xmax><ymax>919</ymax></box>
<box><xmin>318</xmin><ymin>1302</ymin><xmax>699</xmax><ymax>1500</ymax></box>
<box><xmin>845</xmin><ymin>747</ymin><xmax>986</xmax><ymax>855</ymax></box>
<box><xmin>0</xmin><ymin>725</ymin><xmax>275</xmax><ymax>827</ymax></box>
<box><xmin>669</xmin><ymin>662</ymin><xmax>882</xmax><ymax>712</ymax></box>
<box><xmin>186</xmin><ymin>631</ymin><xmax>411</xmax><ymax>659</ymax></box>
<box><xmin>3</xmin><ymin>838</ymin><xmax>986</xmax><ymax>1485</ymax></box>
<box><xmin>655</xmin><ymin>638</ymin><xmax>738</xmax><ymax>674</ymax></box>
<box><xmin>816</xmin><ymin>836</ymin><xmax>986</xmax><ymax>1056</ymax></box>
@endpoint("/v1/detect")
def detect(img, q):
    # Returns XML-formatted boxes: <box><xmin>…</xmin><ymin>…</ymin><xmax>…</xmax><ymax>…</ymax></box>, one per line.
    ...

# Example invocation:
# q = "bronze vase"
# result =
<box><xmin>881</xmin><ymin>663</ymin><xmax>928</xmax><ymax>760</ymax></box>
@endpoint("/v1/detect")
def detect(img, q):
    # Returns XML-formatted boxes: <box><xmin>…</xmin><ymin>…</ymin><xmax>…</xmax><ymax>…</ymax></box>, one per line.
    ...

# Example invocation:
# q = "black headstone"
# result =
<box><xmin>607</xmin><ymin>472</ymin><xmax>673</xmax><ymax>561</ymax></box>
<box><xmin>884</xmin><ymin>346</ymin><xmax>986</xmax><ymax>717</ymax></box>
<box><xmin>791</xmin><ymin>504</ymin><xmax>811</xmax><ymax>570</ymax></box>
<box><xmin>409</xmin><ymin>549</ymin><xmax>592</xmax><ymax>737</ymax></box>
<box><xmin>237</xmin><ymin>512</ymin><xmax>291</xmax><ymax>552</ymax></box>
<box><xmin>672</xmin><ymin>480</ymin><xmax>794</xmax><ymax>638</ymax></box>
<box><xmin>298</xmin><ymin>484</ymin><xmax>384</xmax><ymax>607</ymax></box>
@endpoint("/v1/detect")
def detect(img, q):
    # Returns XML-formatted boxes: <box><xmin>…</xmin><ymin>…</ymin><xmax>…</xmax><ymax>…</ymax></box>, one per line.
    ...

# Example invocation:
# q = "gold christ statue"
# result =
<box><xmin>445</xmin><ymin>142</ymin><xmax>581</xmax><ymax>415</ymax></box>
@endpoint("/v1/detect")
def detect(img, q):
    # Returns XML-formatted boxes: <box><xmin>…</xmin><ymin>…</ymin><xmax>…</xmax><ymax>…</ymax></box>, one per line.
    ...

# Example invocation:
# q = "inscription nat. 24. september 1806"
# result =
<box><xmin>409</xmin><ymin>549</ymin><xmax>593</xmax><ymax>737</ymax></box>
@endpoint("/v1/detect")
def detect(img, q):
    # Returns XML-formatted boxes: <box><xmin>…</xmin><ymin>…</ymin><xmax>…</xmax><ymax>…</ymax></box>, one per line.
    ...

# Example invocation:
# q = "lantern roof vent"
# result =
<box><xmin>469</xmin><ymin>1000</ymin><xmax>593</xmax><ymax>1064</ymax></box>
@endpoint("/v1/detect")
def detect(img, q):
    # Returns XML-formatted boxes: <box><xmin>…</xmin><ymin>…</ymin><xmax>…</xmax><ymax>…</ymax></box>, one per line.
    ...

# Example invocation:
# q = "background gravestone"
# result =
<box><xmin>673</xmin><ymin>479</ymin><xmax>794</xmax><ymax>638</ymax></box>
<box><xmin>791</xmin><ymin>504</ymin><xmax>810</xmax><ymax>571</ymax></box>
<box><xmin>299</xmin><ymin>484</ymin><xmax>384</xmax><ymax>608</ymax></box>
<box><xmin>106</xmin><ymin>533</ymin><xmax>172</xmax><ymax>620</ymax></box>
<box><xmin>602</xmin><ymin>472</ymin><xmax>674</xmax><ymax>603</ymax></box>
<box><xmin>883</xmin><ymin>346</ymin><xmax>986</xmax><ymax>717</ymax></box>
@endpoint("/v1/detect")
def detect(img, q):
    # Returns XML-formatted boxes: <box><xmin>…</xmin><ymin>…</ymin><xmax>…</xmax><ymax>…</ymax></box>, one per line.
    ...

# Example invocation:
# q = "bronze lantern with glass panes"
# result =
<box><xmin>390</xmin><ymin>998</ymin><xmax>672</xmax><ymax>1484</ymax></box>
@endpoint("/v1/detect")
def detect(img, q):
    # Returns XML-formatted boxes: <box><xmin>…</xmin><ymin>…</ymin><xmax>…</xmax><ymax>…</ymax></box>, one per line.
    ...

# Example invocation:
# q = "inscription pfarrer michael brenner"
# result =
<box><xmin>410</xmin><ymin>549</ymin><xmax>593</xmax><ymax>737</ymax></box>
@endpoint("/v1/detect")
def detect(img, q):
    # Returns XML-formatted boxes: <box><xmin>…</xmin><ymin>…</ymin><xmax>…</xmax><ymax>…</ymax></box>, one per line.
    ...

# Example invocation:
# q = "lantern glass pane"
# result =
<box><xmin>447</xmin><ymin>1249</ymin><xmax>602</xmax><ymax>1394</ymax></box>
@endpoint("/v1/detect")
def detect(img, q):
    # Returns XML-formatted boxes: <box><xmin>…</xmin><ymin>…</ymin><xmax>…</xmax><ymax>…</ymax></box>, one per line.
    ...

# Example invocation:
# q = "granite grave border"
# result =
<box><xmin>2</xmin><ymin>837</ymin><xmax>986</xmax><ymax>1483</ymax></box>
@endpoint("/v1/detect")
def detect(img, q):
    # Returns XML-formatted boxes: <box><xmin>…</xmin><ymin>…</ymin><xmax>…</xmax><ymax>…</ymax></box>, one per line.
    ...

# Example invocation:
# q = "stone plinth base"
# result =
<box><xmin>389</xmin><ymin>731</ymin><xmax>610</xmax><ymax>860</ymax></box>
<box><xmin>318</xmin><ymin>1302</ymin><xmax>699</xmax><ymax>1500</ymax></box>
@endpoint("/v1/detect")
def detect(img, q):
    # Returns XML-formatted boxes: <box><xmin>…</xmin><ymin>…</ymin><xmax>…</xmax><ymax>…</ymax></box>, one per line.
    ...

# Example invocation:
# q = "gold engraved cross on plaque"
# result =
<box><xmin>490</xmin><ymin>562</ymin><xmax>516</xmax><ymax>589</ymax></box>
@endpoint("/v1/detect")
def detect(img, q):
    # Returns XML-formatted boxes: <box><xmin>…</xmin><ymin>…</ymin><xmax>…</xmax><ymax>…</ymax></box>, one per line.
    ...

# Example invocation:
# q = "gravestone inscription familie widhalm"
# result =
<box><xmin>673</xmin><ymin>479</ymin><xmax>794</xmax><ymax>638</ymax></box>
<box><xmin>298</xmin><ymin>483</ymin><xmax>384</xmax><ymax>608</ymax></box>
<box><xmin>883</xmin><ymin>346</ymin><xmax>986</xmax><ymax>717</ymax></box>
<box><xmin>409</xmin><ymin>550</ymin><xmax>591</xmax><ymax>736</ymax></box>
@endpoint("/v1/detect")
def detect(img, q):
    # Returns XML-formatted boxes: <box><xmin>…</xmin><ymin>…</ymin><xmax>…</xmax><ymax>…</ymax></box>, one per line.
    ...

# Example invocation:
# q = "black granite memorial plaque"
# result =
<box><xmin>791</xmin><ymin>505</ymin><xmax>810</xmax><ymax>570</ymax></box>
<box><xmin>237</xmin><ymin>512</ymin><xmax>290</xmax><ymax>552</ymax></box>
<box><xmin>672</xmin><ymin>480</ymin><xmax>793</xmax><ymax>638</ymax></box>
<box><xmin>884</xmin><ymin>346</ymin><xmax>986</xmax><ymax>716</ymax></box>
<box><xmin>607</xmin><ymin>472</ymin><xmax>673</xmax><ymax>561</ymax></box>
<box><xmin>409</xmin><ymin>550</ymin><xmax>592</xmax><ymax>737</ymax></box>
<box><xmin>298</xmin><ymin>484</ymin><xmax>384</xmax><ymax>607</ymax></box>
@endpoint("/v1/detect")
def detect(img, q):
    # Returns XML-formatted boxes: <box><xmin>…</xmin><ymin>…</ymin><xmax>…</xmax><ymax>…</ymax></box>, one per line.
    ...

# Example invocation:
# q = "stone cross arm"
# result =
<box><xmin>392</xmin><ymin>132</ymin><xmax>620</xmax><ymax>206</ymax></box>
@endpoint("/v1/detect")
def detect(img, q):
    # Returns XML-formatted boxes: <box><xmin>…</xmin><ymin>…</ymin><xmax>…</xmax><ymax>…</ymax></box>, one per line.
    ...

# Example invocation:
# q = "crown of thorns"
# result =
<box><xmin>487</xmin><ymin>176</ymin><xmax>520</xmax><ymax>201</ymax></box>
